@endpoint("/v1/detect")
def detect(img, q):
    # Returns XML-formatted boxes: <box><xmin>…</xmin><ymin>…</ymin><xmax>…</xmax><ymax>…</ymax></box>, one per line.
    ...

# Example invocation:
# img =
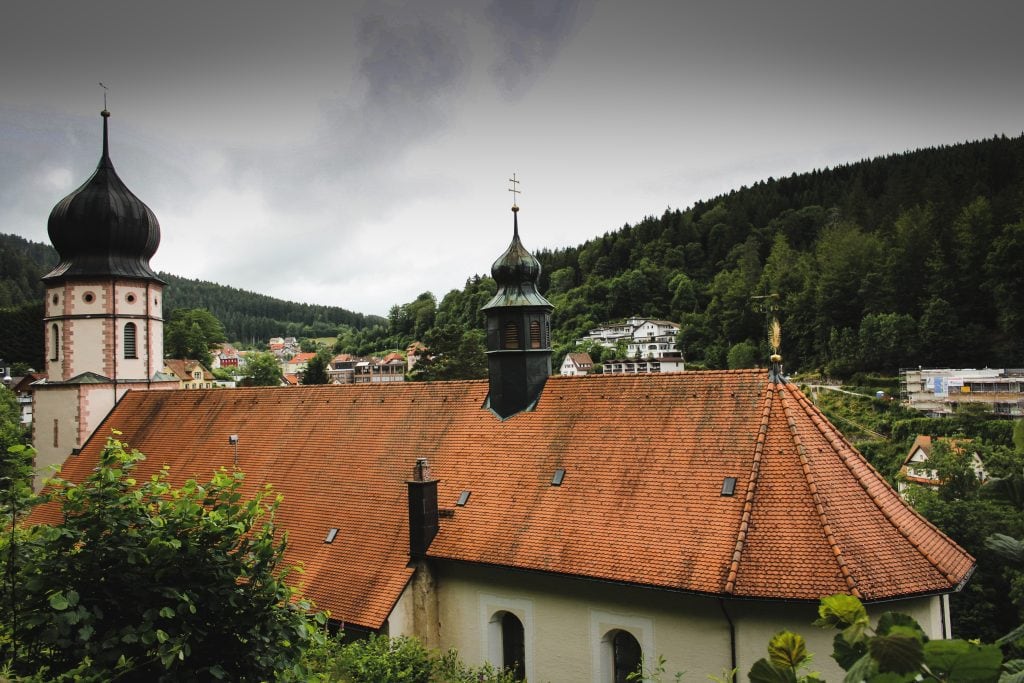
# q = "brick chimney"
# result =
<box><xmin>407</xmin><ymin>458</ymin><xmax>439</xmax><ymax>559</ymax></box>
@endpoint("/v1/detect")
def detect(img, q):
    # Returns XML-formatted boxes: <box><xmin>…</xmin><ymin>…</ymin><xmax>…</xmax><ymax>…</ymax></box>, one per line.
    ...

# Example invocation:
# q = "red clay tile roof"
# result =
<box><xmin>163</xmin><ymin>359</ymin><xmax>213</xmax><ymax>382</ymax></box>
<box><xmin>566</xmin><ymin>353</ymin><xmax>593</xmax><ymax>366</ymax></box>
<box><xmin>30</xmin><ymin>370</ymin><xmax>973</xmax><ymax>629</ymax></box>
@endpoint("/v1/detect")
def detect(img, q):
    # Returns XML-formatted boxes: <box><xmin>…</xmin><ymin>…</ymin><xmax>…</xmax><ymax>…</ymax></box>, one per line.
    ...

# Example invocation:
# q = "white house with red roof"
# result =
<box><xmin>560</xmin><ymin>352</ymin><xmax>594</xmax><ymax>376</ymax></box>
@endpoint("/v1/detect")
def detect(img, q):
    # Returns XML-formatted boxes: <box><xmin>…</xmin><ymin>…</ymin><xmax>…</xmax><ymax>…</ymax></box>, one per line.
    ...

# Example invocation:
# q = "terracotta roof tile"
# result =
<box><xmin>30</xmin><ymin>371</ymin><xmax>974</xmax><ymax>629</ymax></box>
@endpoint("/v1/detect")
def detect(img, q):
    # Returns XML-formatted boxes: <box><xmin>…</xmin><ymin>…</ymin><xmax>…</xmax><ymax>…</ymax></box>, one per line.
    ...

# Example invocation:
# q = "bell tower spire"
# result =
<box><xmin>33</xmin><ymin>108</ymin><xmax>172</xmax><ymax>487</ymax></box>
<box><xmin>481</xmin><ymin>177</ymin><xmax>554</xmax><ymax>419</ymax></box>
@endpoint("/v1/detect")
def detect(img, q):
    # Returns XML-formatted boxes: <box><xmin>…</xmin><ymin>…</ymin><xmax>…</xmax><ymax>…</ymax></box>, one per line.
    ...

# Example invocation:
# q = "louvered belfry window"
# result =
<box><xmin>503</xmin><ymin>322</ymin><xmax>520</xmax><ymax>349</ymax></box>
<box><xmin>530</xmin><ymin>320</ymin><xmax>542</xmax><ymax>349</ymax></box>
<box><xmin>124</xmin><ymin>322</ymin><xmax>138</xmax><ymax>359</ymax></box>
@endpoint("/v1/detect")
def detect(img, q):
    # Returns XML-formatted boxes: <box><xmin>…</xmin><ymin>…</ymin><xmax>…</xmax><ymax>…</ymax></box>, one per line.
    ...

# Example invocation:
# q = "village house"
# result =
<box><xmin>901</xmin><ymin>367</ymin><xmax>1024</xmax><ymax>418</ymax></box>
<box><xmin>283</xmin><ymin>351</ymin><xmax>317</xmax><ymax>376</ymax></box>
<box><xmin>210</xmin><ymin>343</ymin><xmax>242</xmax><ymax>370</ymax></box>
<box><xmin>602</xmin><ymin>356</ymin><xmax>686</xmax><ymax>375</ymax></box>
<box><xmin>30</xmin><ymin>112</ymin><xmax>975</xmax><ymax>682</ymax></box>
<box><xmin>8</xmin><ymin>373</ymin><xmax>44</xmax><ymax>425</ymax></box>
<box><xmin>162</xmin><ymin>359</ymin><xmax>216</xmax><ymax>389</ymax></box>
<box><xmin>898</xmin><ymin>435</ymin><xmax>988</xmax><ymax>496</ymax></box>
<box><xmin>559</xmin><ymin>352</ymin><xmax>594</xmax><ymax>376</ymax></box>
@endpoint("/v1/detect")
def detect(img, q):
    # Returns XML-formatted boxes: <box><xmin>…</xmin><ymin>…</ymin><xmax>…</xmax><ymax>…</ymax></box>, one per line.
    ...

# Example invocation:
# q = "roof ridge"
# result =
<box><xmin>781</xmin><ymin>384</ymin><xmax>970</xmax><ymax>587</ymax></box>
<box><xmin>778</xmin><ymin>384</ymin><xmax>860</xmax><ymax>596</ymax></box>
<box><xmin>723</xmin><ymin>382</ymin><xmax>773</xmax><ymax>593</ymax></box>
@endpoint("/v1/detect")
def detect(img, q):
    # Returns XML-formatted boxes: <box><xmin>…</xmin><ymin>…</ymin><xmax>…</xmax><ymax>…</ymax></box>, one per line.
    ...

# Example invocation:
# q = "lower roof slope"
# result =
<box><xmin>33</xmin><ymin>370</ymin><xmax>974</xmax><ymax>629</ymax></box>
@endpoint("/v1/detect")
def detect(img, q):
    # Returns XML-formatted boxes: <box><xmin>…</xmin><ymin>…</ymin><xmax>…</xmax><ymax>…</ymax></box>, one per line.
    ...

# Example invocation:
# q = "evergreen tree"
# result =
<box><xmin>300</xmin><ymin>349</ymin><xmax>333</xmax><ymax>385</ymax></box>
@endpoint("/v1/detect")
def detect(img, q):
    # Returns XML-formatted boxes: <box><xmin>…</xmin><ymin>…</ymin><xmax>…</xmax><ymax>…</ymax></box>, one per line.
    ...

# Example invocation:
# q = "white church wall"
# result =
<box><xmin>434</xmin><ymin>561</ymin><xmax>949</xmax><ymax>683</ymax></box>
<box><xmin>435</xmin><ymin>562</ymin><xmax>730</xmax><ymax>683</ymax></box>
<box><xmin>32</xmin><ymin>386</ymin><xmax>81</xmax><ymax>485</ymax></box>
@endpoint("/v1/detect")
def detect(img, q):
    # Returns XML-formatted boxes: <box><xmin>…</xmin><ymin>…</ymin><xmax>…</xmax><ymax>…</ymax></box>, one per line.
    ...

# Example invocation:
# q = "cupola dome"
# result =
<box><xmin>483</xmin><ymin>207</ymin><xmax>551</xmax><ymax>310</ymax></box>
<box><xmin>43</xmin><ymin>110</ymin><xmax>162</xmax><ymax>283</ymax></box>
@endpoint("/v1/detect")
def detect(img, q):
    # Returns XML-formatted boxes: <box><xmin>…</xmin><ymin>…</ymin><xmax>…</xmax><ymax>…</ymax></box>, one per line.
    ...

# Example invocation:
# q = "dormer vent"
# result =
<box><xmin>720</xmin><ymin>477</ymin><xmax>737</xmax><ymax>496</ymax></box>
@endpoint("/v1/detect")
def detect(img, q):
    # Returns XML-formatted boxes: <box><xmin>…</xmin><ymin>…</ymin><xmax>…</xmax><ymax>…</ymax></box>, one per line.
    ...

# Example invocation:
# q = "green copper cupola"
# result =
<box><xmin>481</xmin><ymin>202</ymin><xmax>554</xmax><ymax>419</ymax></box>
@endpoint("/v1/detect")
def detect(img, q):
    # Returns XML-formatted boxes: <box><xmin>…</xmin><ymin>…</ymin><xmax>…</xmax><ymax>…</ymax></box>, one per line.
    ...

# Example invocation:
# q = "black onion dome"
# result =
<box><xmin>43</xmin><ymin>110</ymin><xmax>163</xmax><ymax>284</ymax></box>
<box><xmin>482</xmin><ymin>207</ymin><xmax>553</xmax><ymax>310</ymax></box>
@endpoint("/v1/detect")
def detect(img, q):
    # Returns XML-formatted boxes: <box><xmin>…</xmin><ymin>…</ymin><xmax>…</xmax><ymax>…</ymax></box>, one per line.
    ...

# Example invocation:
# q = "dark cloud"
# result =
<box><xmin>484</xmin><ymin>0</ymin><xmax>594</xmax><ymax>99</ymax></box>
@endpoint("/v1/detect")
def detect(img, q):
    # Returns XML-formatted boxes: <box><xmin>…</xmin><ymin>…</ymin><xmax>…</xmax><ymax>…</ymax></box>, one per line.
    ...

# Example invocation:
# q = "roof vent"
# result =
<box><xmin>324</xmin><ymin>528</ymin><xmax>339</xmax><ymax>544</ymax></box>
<box><xmin>456</xmin><ymin>490</ymin><xmax>471</xmax><ymax>506</ymax></box>
<box><xmin>551</xmin><ymin>468</ymin><xmax>566</xmax><ymax>486</ymax></box>
<box><xmin>720</xmin><ymin>477</ymin><xmax>737</xmax><ymax>496</ymax></box>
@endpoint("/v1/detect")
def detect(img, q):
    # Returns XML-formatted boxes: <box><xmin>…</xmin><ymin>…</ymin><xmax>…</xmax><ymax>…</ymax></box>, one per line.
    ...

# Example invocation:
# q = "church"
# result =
<box><xmin>31</xmin><ymin>112</ymin><xmax>974</xmax><ymax>682</ymax></box>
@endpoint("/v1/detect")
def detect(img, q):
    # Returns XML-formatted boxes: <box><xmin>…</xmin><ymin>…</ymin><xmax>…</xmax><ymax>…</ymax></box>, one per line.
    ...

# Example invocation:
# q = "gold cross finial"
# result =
<box><xmin>508</xmin><ymin>173</ymin><xmax>521</xmax><ymax>210</ymax></box>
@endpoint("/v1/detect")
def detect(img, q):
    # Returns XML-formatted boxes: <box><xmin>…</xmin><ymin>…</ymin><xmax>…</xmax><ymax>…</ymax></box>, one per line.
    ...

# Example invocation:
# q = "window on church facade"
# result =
<box><xmin>51</xmin><ymin>323</ymin><xmax>59</xmax><ymax>361</ymax></box>
<box><xmin>503</xmin><ymin>322</ymin><xmax>520</xmax><ymax>349</ymax></box>
<box><xmin>610</xmin><ymin>630</ymin><xmax>642</xmax><ymax>683</ymax></box>
<box><xmin>529</xmin><ymin>321</ymin><xmax>541</xmax><ymax>349</ymax></box>
<box><xmin>498</xmin><ymin>611</ymin><xmax>525</xmax><ymax>680</ymax></box>
<box><xmin>124</xmin><ymin>322</ymin><xmax>138</xmax><ymax>359</ymax></box>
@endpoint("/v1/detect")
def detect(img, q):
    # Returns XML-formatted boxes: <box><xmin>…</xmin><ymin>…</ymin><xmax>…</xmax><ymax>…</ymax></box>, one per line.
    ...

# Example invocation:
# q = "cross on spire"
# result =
<box><xmin>508</xmin><ymin>173</ymin><xmax>521</xmax><ymax>210</ymax></box>
<box><xmin>99</xmin><ymin>82</ymin><xmax>109</xmax><ymax>111</ymax></box>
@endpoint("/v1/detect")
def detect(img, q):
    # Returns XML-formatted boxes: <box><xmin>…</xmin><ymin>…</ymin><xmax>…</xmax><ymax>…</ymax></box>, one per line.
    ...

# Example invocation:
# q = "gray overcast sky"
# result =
<box><xmin>3</xmin><ymin>1</ymin><xmax>1022</xmax><ymax>316</ymax></box>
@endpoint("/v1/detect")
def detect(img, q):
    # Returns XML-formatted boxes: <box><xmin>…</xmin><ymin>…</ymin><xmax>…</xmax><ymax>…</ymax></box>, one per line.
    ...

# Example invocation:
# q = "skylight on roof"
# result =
<box><xmin>456</xmin><ymin>490</ymin><xmax>471</xmax><ymax>506</ymax></box>
<box><xmin>324</xmin><ymin>528</ymin><xmax>339</xmax><ymax>544</ymax></box>
<box><xmin>551</xmin><ymin>468</ymin><xmax>566</xmax><ymax>486</ymax></box>
<box><xmin>720</xmin><ymin>477</ymin><xmax>737</xmax><ymax>496</ymax></box>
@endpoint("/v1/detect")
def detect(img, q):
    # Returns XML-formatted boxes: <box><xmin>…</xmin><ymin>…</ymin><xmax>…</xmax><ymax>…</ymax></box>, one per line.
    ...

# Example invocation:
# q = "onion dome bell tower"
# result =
<box><xmin>33</xmin><ymin>109</ymin><xmax>171</xmax><ymax>486</ymax></box>
<box><xmin>41</xmin><ymin>109</ymin><xmax>166</xmax><ymax>384</ymax></box>
<box><xmin>481</xmin><ymin>199</ymin><xmax>554</xmax><ymax>419</ymax></box>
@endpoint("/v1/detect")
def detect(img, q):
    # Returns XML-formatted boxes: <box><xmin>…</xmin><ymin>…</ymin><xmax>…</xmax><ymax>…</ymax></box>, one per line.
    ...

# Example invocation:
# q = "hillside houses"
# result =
<box><xmin>582</xmin><ymin>316</ymin><xmax>681</xmax><ymax>358</ymax></box>
<box><xmin>571</xmin><ymin>316</ymin><xmax>685</xmax><ymax>376</ymax></box>
<box><xmin>329</xmin><ymin>353</ymin><xmax>406</xmax><ymax>384</ymax></box>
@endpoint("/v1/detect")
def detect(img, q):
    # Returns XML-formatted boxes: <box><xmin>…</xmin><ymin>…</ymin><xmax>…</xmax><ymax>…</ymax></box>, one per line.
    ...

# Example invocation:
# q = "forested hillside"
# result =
<box><xmin>160</xmin><ymin>274</ymin><xmax>384</xmax><ymax>344</ymax></box>
<box><xmin>0</xmin><ymin>234</ymin><xmax>384</xmax><ymax>366</ymax></box>
<box><xmin>4</xmin><ymin>134</ymin><xmax>1024</xmax><ymax>373</ymax></box>
<box><xmin>380</xmin><ymin>134</ymin><xmax>1024</xmax><ymax>375</ymax></box>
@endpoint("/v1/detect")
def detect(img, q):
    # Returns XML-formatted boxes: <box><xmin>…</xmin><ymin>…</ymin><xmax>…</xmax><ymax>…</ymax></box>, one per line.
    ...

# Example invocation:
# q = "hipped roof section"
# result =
<box><xmin>31</xmin><ymin>371</ymin><xmax>974</xmax><ymax>629</ymax></box>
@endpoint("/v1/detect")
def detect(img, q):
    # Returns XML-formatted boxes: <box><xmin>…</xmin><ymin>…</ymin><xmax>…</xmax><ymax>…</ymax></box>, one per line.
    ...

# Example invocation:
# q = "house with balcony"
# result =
<box><xmin>900</xmin><ymin>368</ymin><xmax>1024</xmax><ymax>418</ymax></box>
<box><xmin>583</xmin><ymin>317</ymin><xmax>680</xmax><ymax>356</ymax></box>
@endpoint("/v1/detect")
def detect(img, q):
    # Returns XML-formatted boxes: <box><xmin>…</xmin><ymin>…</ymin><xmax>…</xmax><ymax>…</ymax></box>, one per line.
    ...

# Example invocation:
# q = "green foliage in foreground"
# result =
<box><xmin>283</xmin><ymin>632</ymin><xmax>517</xmax><ymax>683</ymax></box>
<box><xmin>0</xmin><ymin>437</ymin><xmax>325</xmax><ymax>681</ymax></box>
<box><xmin>750</xmin><ymin>594</ymin><xmax>1005</xmax><ymax>683</ymax></box>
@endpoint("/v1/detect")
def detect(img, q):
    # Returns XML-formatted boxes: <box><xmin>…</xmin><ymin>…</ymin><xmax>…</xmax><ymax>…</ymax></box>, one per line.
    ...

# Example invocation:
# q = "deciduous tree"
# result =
<box><xmin>1</xmin><ymin>437</ymin><xmax>324</xmax><ymax>681</ymax></box>
<box><xmin>244</xmin><ymin>351</ymin><xmax>284</xmax><ymax>387</ymax></box>
<box><xmin>165</xmin><ymin>308</ymin><xmax>227</xmax><ymax>369</ymax></box>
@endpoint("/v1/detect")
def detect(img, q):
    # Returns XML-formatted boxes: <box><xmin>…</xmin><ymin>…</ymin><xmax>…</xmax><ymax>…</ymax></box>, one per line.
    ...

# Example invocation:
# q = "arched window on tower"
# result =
<box><xmin>50</xmin><ymin>323</ymin><xmax>59</xmax><ymax>361</ymax></box>
<box><xmin>503</xmin><ymin>322</ymin><xmax>520</xmax><ymax>350</ymax></box>
<box><xmin>529</xmin><ymin>321</ymin><xmax>541</xmax><ymax>349</ymax></box>
<box><xmin>602</xmin><ymin>629</ymin><xmax>642</xmax><ymax>683</ymax></box>
<box><xmin>489</xmin><ymin>611</ymin><xmax>525</xmax><ymax>680</ymax></box>
<box><xmin>124</xmin><ymin>322</ymin><xmax>137</xmax><ymax>359</ymax></box>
